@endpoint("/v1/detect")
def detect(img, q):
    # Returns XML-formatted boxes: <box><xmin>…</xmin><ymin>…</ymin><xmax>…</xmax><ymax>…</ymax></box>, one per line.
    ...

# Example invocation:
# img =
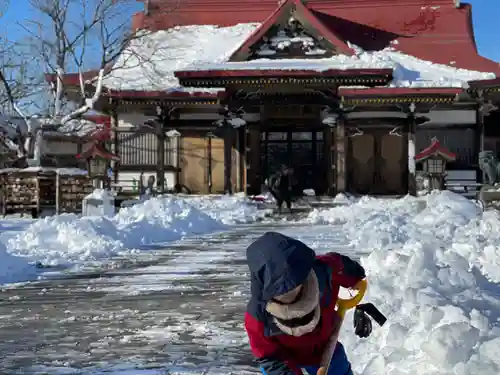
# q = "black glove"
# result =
<box><xmin>340</xmin><ymin>255</ymin><xmax>366</xmax><ymax>279</ymax></box>
<box><xmin>353</xmin><ymin>304</ymin><xmax>372</xmax><ymax>338</ymax></box>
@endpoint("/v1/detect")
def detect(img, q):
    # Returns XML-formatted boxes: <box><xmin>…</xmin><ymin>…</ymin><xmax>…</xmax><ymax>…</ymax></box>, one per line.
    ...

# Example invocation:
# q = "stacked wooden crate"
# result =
<box><xmin>55</xmin><ymin>169</ymin><xmax>94</xmax><ymax>214</ymax></box>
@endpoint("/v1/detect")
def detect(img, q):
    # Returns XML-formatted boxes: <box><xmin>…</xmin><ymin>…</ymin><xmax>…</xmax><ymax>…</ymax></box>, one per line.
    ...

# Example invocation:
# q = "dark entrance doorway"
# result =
<box><xmin>347</xmin><ymin>128</ymin><xmax>407</xmax><ymax>195</ymax></box>
<box><xmin>260</xmin><ymin>130</ymin><xmax>326</xmax><ymax>195</ymax></box>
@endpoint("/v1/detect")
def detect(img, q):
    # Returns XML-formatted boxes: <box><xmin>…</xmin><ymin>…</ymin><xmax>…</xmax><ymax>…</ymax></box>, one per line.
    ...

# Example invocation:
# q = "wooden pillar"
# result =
<box><xmin>476</xmin><ymin>103</ymin><xmax>485</xmax><ymax>184</ymax></box>
<box><xmin>207</xmin><ymin>133</ymin><xmax>213</xmax><ymax>194</ymax></box>
<box><xmin>111</xmin><ymin>108</ymin><xmax>119</xmax><ymax>184</ymax></box>
<box><xmin>335</xmin><ymin>116</ymin><xmax>347</xmax><ymax>193</ymax></box>
<box><xmin>324</xmin><ymin>124</ymin><xmax>335</xmax><ymax>196</ymax></box>
<box><xmin>231</xmin><ymin>128</ymin><xmax>238</xmax><ymax>193</ymax></box>
<box><xmin>55</xmin><ymin>173</ymin><xmax>60</xmax><ymax>215</ymax></box>
<box><xmin>156</xmin><ymin>106</ymin><xmax>166</xmax><ymax>194</ymax></box>
<box><xmin>246</xmin><ymin>124</ymin><xmax>261</xmax><ymax>195</ymax></box>
<box><xmin>244</xmin><ymin>126</ymin><xmax>251</xmax><ymax>195</ymax></box>
<box><xmin>223</xmin><ymin>122</ymin><xmax>232</xmax><ymax>194</ymax></box>
<box><xmin>239</xmin><ymin>127</ymin><xmax>246</xmax><ymax>193</ymax></box>
<box><xmin>407</xmin><ymin>113</ymin><xmax>417</xmax><ymax>196</ymax></box>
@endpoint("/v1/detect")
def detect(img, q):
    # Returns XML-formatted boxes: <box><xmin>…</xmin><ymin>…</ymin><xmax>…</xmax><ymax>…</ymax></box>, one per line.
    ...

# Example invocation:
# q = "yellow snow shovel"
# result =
<box><xmin>316</xmin><ymin>279</ymin><xmax>368</xmax><ymax>375</ymax></box>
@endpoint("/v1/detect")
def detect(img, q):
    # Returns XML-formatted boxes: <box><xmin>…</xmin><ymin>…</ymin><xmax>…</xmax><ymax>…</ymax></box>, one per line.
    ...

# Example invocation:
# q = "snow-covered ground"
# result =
<box><xmin>2</xmin><ymin>191</ymin><xmax>500</xmax><ymax>375</ymax></box>
<box><xmin>0</xmin><ymin>194</ymin><xmax>271</xmax><ymax>285</ymax></box>
<box><xmin>306</xmin><ymin>191</ymin><xmax>500</xmax><ymax>375</ymax></box>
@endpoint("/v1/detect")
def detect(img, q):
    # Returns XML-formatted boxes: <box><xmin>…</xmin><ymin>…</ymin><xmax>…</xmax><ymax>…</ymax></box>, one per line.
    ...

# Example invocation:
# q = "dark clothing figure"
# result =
<box><xmin>244</xmin><ymin>232</ymin><xmax>371</xmax><ymax>375</ymax></box>
<box><xmin>268</xmin><ymin>166</ymin><xmax>293</xmax><ymax>214</ymax></box>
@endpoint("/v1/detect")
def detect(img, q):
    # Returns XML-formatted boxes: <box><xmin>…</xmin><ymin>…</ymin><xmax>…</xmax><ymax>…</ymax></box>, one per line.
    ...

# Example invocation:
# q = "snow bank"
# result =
<box><xmin>307</xmin><ymin>191</ymin><xmax>500</xmax><ymax>375</ymax></box>
<box><xmin>0</xmin><ymin>241</ymin><xmax>38</xmax><ymax>285</ymax></box>
<box><xmin>1</xmin><ymin>194</ymin><xmax>266</xmax><ymax>285</ymax></box>
<box><xmin>183</xmin><ymin>193</ymin><xmax>272</xmax><ymax>224</ymax></box>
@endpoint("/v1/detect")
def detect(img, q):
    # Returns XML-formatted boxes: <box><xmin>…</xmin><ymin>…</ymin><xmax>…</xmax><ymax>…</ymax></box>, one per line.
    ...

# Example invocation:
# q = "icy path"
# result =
<box><xmin>0</xmin><ymin>222</ymin><xmax>360</xmax><ymax>375</ymax></box>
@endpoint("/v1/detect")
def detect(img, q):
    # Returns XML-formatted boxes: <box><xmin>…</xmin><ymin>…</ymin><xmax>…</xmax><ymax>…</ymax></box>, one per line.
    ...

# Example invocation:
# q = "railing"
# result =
<box><xmin>115</xmin><ymin>130</ymin><xmax>178</xmax><ymax>168</ymax></box>
<box><xmin>444</xmin><ymin>170</ymin><xmax>480</xmax><ymax>198</ymax></box>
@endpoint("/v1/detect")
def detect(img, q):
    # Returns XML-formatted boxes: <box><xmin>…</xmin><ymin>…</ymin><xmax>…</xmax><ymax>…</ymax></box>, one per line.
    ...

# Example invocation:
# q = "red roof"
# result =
<box><xmin>55</xmin><ymin>0</ymin><xmax>499</xmax><ymax>98</ymax></box>
<box><xmin>229</xmin><ymin>0</ymin><xmax>353</xmax><ymax>60</ymax></box>
<box><xmin>77</xmin><ymin>144</ymin><xmax>120</xmax><ymax>161</ymax></box>
<box><xmin>135</xmin><ymin>0</ymin><xmax>500</xmax><ymax>74</ymax></box>
<box><xmin>468</xmin><ymin>77</ymin><xmax>500</xmax><ymax>89</ymax></box>
<box><xmin>415</xmin><ymin>137</ymin><xmax>456</xmax><ymax>163</ymax></box>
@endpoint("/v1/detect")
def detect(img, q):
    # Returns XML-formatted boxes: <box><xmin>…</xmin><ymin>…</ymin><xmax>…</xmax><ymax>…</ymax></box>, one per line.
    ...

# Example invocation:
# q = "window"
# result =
<box><xmin>426</xmin><ymin>158</ymin><xmax>444</xmax><ymax>174</ymax></box>
<box><xmin>291</xmin><ymin>132</ymin><xmax>312</xmax><ymax>141</ymax></box>
<box><xmin>267</xmin><ymin>132</ymin><xmax>288</xmax><ymax>141</ymax></box>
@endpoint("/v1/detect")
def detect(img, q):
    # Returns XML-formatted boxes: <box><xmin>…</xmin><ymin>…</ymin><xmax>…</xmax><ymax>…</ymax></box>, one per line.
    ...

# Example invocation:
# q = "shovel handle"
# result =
<box><xmin>336</xmin><ymin>279</ymin><xmax>368</xmax><ymax>318</ymax></box>
<box><xmin>316</xmin><ymin>279</ymin><xmax>368</xmax><ymax>375</ymax></box>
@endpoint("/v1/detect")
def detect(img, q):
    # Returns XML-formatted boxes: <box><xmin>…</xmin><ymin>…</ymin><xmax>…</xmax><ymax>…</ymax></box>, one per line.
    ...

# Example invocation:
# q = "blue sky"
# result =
<box><xmin>0</xmin><ymin>0</ymin><xmax>499</xmax><ymax>65</ymax></box>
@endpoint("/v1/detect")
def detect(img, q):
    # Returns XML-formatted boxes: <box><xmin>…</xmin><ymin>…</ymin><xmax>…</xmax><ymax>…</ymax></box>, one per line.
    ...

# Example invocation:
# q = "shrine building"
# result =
<box><xmin>56</xmin><ymin>0</ymin><xmax>500</xmax><ymax>196</ymax></box>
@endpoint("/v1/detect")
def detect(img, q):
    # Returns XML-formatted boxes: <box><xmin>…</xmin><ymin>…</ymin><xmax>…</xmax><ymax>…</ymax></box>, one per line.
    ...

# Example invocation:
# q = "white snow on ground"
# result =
<box><xmin>307</xmin><ymin>191</ymin><xmax>500</xmax><ymax>375</ymax></box>
<box><xmin>0</xmin><ymin>194</ymin><xmax>269</xmax><ymax>285</ymax></box>
<box><xmin>5</xmin><ymin>190</ymin><xmax>500</xmax><ymax>375</ymax></box>
<box><xmin>0</xmin><ymin>241</ymin><xmax>38</xmax><ymax>285</ymax></box>
<box><xmin>101</xmin><ymin>23</ymin><xmax>495</xmax><ymax>92</ymax></box>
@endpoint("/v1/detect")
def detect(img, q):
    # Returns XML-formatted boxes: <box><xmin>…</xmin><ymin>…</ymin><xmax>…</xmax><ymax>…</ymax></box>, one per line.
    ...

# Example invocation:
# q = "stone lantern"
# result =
<box><xmin>77</xmin><ymin>143</ymin><xmax>119</xmax><ymax>189</ymax></box>
<box><xmin>415</xmin><ymin>137</ymin><xmax>456</xmax><ymax>191</ymax></box>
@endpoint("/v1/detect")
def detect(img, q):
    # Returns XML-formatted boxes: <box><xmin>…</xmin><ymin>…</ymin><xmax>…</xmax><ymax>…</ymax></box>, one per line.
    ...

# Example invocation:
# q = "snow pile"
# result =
<box><xmin>0</xmin><ymin>241</ymin><xmax>38</xmax><ymax>285</ymax></box>
<box><xmin>183</xmin><ymin>194</ymin><xmax>272</xmax><ymax>224</ymax></box>
<box><xmin>1</xmin><ymin>194</ymin><xmax>266</xmax><ymax>283</ymax></box>
<box><xmin>308</xmin><ymin>191</ymin><xmax>500</xmax><ymax>375</ymax></box>
<box><xmin>82</xmin><ymin>188</ymin><xmax>115</xmax><ymax>217</ymax></box>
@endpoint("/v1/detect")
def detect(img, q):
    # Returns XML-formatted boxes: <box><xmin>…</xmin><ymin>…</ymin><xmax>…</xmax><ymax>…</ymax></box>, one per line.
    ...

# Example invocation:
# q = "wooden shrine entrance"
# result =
<box><xmin>347</xmin><ymin>128</ymin><xmax>407</xmax><ymax>195</ymax></box>
<box><xmin>260</xmin><ymin>130</ymin><xmax>326</xmax><ymax>195</ymax></box>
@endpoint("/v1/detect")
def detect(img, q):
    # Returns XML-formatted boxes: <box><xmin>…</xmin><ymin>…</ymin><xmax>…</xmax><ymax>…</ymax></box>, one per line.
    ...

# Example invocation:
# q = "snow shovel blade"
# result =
<box><xmin>317</xmin><ymin>279</ymin><xmax>368</xmax><ymax>375</ymax></box>
<box><xmin>356</xmin><ymin>303</ymin><xmax>387</xmax><ymax>327</ymax></box>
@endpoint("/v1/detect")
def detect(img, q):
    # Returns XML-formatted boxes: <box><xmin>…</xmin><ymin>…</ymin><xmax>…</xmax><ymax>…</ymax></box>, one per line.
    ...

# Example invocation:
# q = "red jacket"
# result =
<box><xmin>245</xmin><ymin>237</ymin><xmax>365</xmax><ymax>375</ymax></box>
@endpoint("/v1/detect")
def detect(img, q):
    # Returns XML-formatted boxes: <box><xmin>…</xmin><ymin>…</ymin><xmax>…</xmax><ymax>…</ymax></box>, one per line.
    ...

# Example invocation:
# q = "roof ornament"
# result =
<box><xmin>454</xmin><ymin>0</ymin><xmax>460</xmax><ymax>8</ymax></box>
<box><xmin>389</xmin><ymin>126</ymin><xmax>403</xmax><ymax>137</ymax></box>
<box><xmin>144</xmin><ymin>0</ymin><xmax>150</xmax><ymax>15</ymax></box>
<box><xmin>348</xmin><ymin>128</ymin><xmax>364</xmax><ymax>138</ymax></box>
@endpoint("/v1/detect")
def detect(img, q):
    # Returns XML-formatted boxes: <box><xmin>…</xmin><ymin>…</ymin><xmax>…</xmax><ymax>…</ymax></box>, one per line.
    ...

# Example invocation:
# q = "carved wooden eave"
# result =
<box><xmin>229</xmin><ymin>90</ymin><xmax>337</xmax><ymax>107</ymax></box>
<box><xmin>175</xmin><ymin>69</ymin><xmax>392</xmax><ymax>89</ymax></box>
<box><xmin>116</xmin><ymin>96</ymin><xmax>220</xmax><ymax>107</ymax></box>
<box><xmin>467</xmin><ymin>78</ymin><xmax>500</xmax><ymax>101</ymax></box>
<box><xmin>339</xmin><ymin>88</ymin><xmax>463</xmax><ymax>106</ymax></box>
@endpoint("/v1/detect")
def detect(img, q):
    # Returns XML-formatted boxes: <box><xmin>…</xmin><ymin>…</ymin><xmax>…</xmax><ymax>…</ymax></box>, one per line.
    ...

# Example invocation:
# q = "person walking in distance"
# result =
<box><xmin>267</xmin><ymin>165</ymin><xmax>293</xmax><ymax>214</ymax></box>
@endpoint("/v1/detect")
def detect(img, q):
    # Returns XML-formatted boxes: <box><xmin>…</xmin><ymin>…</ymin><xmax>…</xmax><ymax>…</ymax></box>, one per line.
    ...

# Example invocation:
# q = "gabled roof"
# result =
<box><xmin>415</xmin><ymin>137</ymin><xmax>456</xmax><ymax>163</ymax></box>
<box><xmin>77</xmin><ymin>144</ymin><xmax>119</xmax><ymax>161</ymax></box>
<box><xmin>135</xmin><ymin>0</ymin><xmax>499</xmax><ymax>74</ymax></box>
<box><xmin>229</xmin><ymin>0</ymin><xmax>353</xmax><ymax>61</ymax></box>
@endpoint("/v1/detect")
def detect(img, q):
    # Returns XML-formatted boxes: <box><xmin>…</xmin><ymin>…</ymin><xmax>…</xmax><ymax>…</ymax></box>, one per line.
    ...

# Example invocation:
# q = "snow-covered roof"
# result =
<box><xmin>180</xmin><ymin>43</ymin><xmax>496</xmax><ymax>88</ymax></box>
<box><xmin>102</xmin><ymin>23</ymin><xmax>260</xmax><ymax>92</ymax></box>
<box><xmin>29</xmin><ymin>117</ymin><xmax>103</xmax><ymax>138</ymax></box>
<box><xmin>0</xmin><ymin>167</ymin><xmax>88</xmax><ymax>175</ymax></box>
<box><xmin>102</xmin><ymin>23</ymin><xmax>496</xmax><ymax>92</ymax></box>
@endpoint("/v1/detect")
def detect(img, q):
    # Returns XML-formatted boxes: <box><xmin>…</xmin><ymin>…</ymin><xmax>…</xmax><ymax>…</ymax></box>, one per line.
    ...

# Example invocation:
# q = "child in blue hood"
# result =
<box><xmin>244</xmin><ymin>232</ymin><xmax>372</xmax><ymax>375</ymax></box>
